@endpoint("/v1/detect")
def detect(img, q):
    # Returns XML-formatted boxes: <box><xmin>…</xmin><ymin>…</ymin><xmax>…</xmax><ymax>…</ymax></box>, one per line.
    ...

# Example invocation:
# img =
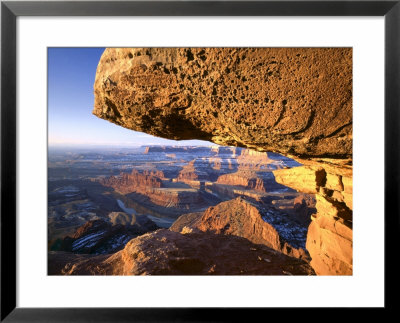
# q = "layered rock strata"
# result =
<box><xmin>216</xmin><ymin>171</ymin><xmax>266</xmax><ymax>191</ymax></box>
<box><xmin>273</xmin><ymin>166</ymin><xmax>352</xmax><ymax>275</ymax></box>
<box><xmin>99</xmin><ymin>169</ymin><xmax>164</xmax><ymax>194</ymax></box>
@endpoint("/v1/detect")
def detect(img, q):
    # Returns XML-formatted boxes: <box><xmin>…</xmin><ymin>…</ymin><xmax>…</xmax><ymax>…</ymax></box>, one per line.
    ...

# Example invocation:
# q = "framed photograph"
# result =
<box><xmin>1</xmin><ymin>0</ymin><xmax>398</xmax><ymax>320</ymax></box>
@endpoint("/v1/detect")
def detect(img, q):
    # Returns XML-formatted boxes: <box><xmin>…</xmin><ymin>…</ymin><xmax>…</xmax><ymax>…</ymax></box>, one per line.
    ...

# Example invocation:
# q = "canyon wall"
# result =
<box><xmin>93</xmin><ymin>48</ymin><xmax>353</xmax><ymax>275</ymax></box>
<box><xmin>99</xmin><ymin>169</ymin><xmax>164</xmax><ymax>194</ymax></box>
<box><xmin>274</xmin><ymin>166</ymin><xmax>352</xmax><ymax>275</ymax></box>
<box><xmin>216</xmin><ymin>171</ymin><xmax>266</xmax><ymax>191</ymax></box>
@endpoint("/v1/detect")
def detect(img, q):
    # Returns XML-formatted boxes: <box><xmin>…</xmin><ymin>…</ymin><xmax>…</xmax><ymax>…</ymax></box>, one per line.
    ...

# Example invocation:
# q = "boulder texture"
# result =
<box><xmin>49</xmin><ymin>229</ymin><xmax>315</xmax><ymax>275</ymax></box>
<box><xmin>273</xmin><ymin>166</ymin><xmax>352</xmax><ymax>275</ymax></box>
<box><xmin>93</xmin><ymin>48</ymin><xmax>352</xmax><ymax>161</ymax></box>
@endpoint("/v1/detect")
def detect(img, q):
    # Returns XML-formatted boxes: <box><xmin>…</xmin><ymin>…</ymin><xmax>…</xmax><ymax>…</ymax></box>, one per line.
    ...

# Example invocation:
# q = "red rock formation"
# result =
<box><xmin>99</xmin><ymin>169</ymin><xmax>164</xmax><ymax>194</ymax></box>
<box><xmin>176</xmin><ymin>160</ymin><xmax>217</xmax><ymax>183</ymax></box>
<box><xmin>192</xmin><ymin>198</ymin><xmax>308</xmax><ymax>259</ymax></box>
<box><xmin>143</xmin><ymin>187</ymin><xmax>205</xmax><ymax>209</ymax></box>
<box><xmin>48</xmin><ymin>229</ymin><xmax>315</xmax><ymax>275</ymax></box>
<box><xmin>177</xmin><ymin>160</ymin><xmax>206</xmax><ymax>181</ymax></box>
<box><xmin>216</xmin><ymin>171</ymin><xmax>266</xmax><ymax>191</ymax></box>
<box><xmin>236</xmin><ymin>150</ymin><xmax>271</xmax><ymax>170</ymax></box>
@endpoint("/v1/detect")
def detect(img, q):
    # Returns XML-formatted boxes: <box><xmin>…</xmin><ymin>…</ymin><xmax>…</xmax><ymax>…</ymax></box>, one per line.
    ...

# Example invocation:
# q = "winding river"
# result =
<box><xmin>116</xmin><ymin>199</ymin><xmax>175</xmax><ymax>228</ymax></box>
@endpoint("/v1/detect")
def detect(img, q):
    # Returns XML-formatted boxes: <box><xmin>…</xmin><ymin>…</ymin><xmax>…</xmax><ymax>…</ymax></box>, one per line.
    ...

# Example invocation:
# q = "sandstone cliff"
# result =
<box><xmin>99</xmin><ymin>169</ymin><xmax>164</xmax><ymax>194</ymax></box>
<box><xmin>273</xmin><ymin>166</ymin><xmax>352</xmax><ymax>275</ymax></box>
<box><xmin>216</xmin><ymin>171</ymin><xmax>266</xmax><ymax>191</ymax></box>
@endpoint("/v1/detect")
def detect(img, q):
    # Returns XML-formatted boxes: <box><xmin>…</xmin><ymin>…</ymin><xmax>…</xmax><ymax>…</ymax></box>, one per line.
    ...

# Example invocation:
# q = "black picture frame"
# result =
<box><xmin>1</xmin><ymin>0</ymin><xmax>399</xmax><ymax>321</ymax></box>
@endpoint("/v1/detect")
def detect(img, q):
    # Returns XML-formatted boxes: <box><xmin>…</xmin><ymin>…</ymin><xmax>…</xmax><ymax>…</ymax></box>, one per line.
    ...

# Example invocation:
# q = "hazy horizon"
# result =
<box><xmin>48</xmin><ymin>47</ymin><xmax>214</xmax><ymax>147</ymax></box>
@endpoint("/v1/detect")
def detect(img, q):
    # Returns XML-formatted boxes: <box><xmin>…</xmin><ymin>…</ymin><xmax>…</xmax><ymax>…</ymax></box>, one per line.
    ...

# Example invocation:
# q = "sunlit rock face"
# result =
<box><xmin>273</xmin><ymin>166</ymin><xmax>352</xmax><ymax>275</ymax></box>
<box><xmin>93</xmin><ymin>47</ymin><xmax>353</xmax><ymax>276</ymax></box>
<box><xmin>49</xmin><ymin>229</ymin><xmax>315</xmax><ymax>275</ymax></box>
<box><xmin>93</xmin><ymin>48</ymin><xmax>352</xmax><ymax>161</ymax></box>
<box><xmin>196</xmin><ymin>197</ymin><xmax>309</xmax><ymax>259</ymax></box>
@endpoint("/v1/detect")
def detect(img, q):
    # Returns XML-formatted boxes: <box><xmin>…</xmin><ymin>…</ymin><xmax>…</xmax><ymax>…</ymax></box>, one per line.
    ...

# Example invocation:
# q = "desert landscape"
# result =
<box><xmin>48</xmin><ymin>48</ymin><xmax>352</xmax><ymax>275</ymax></box>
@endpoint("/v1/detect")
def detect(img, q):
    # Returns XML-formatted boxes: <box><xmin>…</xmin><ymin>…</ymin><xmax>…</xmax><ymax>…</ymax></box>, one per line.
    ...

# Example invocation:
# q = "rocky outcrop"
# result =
<box><xmin>99</xmin><ymin>169</ymin><xmax>164</xmax><ymax>194</ymax></box>
<box><xmin>171</xmin><ymin>198</ymin><xmax>309</xmax><ymax>259</ymax></box>
<box><xmin>141</xmin><ymin>187</ymin><xmax>206</xmax><ymax>209</ymax></box>
<box><xmin>169</xmin><ymin>212</ymin><xmax>204</xmax><ymax>233</ymax></box>
<box><xmin>48</xmin><ymin>229</ymin><xmax>315</xmax><ymax>275</ymax></box>
<box><xmin>273</xmin><ymin>166</ymin><xmax>326</xmax><ymax>194</ymax></box>
<box><xmin>99</xmin><ymin>169</ymin><xmax>208</xmax><ymax>210</ymax></box>
<box><xmin>216</xmin><ymin>171</ymin><xmax>266</xmax><ymax>191</ymax></box>
<box><xmin>54</xmin><ymin>217</ymin><xmax>158</xmax><ymax>255</ymax></box>
<box><xmin>176</xmin><ymin>160</ymin><xmax>213</xmax><ymax>182</ymax></box>
<box><xmin>273</xmin><ymin>166</ymin><xmax>352</xmax><ymax>275</ymax></box>
<box><xmin>93</xmin><ymin>48</ymin><xmax>352</xmax><ymax>160</ymax></box>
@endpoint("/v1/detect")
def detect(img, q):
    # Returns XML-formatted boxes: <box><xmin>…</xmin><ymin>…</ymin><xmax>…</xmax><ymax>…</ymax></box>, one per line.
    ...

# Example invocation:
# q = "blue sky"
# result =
<box><xmin>48</xmin><ymin>48</ymin><xmax>213</xmax><ymax>147</ymax></box>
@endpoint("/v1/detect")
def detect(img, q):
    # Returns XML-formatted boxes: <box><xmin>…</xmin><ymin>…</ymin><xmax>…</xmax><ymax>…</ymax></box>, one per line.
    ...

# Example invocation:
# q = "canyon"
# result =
<box><xmin>88</xmin><ymin>48</ymin><xmax>353</xmax><ymax>276</ymax></box>
<box><xmin>48</xmin><ymin>145</ymin><xmax>316</xmax><ymax>275</ymax></box>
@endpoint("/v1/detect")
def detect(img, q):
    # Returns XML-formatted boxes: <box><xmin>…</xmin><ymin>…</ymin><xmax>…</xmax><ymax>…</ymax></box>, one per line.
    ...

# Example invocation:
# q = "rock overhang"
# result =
<box><xmin>93</xmin><ymin>47</ymin><xmax>352</xmax><ymax>166</ymax></box>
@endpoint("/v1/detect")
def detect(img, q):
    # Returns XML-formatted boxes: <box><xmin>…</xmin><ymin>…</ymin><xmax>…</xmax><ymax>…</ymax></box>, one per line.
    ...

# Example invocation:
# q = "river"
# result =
<box><xmin>117</xmin><ymin>199</ymin><xmax>175</xmax><ymax>228</ymax></box>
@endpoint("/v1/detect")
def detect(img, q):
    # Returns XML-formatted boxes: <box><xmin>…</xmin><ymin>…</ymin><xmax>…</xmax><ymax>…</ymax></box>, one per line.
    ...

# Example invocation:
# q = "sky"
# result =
<box><xmin>48</xmin><ymin>48</ymin><xmax>213</xmax><ymax>147</ymax></box>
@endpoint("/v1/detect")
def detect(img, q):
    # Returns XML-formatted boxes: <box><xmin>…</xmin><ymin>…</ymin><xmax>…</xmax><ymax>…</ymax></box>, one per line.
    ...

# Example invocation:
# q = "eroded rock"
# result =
<box><xmin>49</xmin><ymin>229</ymin><xmax>315</xmax><ymax>275</ymax></box>
<box><xmin>273</xmin><ymin>166</ymin><xmax>353</xmax><ymax>275</ymax></box>
<box><xmin>93</xmin><ymin>48</ymin><xmax>352</xmax><ymax>160</ymax></box>
<box><xmin>273</xmin><ymin>166</ymin><xmax>326</xmax><ymax>194</ymax></box>
<box><xmin>171</xmin><ymin>197</ymin><xmax>310</xmax><ymax>259</ymax></box>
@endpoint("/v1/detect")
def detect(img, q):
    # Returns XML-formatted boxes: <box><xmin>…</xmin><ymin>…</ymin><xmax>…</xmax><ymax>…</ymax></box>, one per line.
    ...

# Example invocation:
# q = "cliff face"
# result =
<box><xmin>99</xmin><ymin>169</ymin><xmax>164</xmax><ymax>194</ymax></box>
<box><xmin>216</xmin><ymin>171</ymin><xmax>266</xmax><ymax>191</ymax></box>
<box><xmin>273</xmin><ymin>166</ymin><xmax>352</xmax><ymax>275</ymax></box>
<box><xmin>142</xmin><ymin>188</ymin><xmax>206</xmax><ymax>209</ymax></box>
<box><xmin>93</xmin><ymin>48</ymin><xmax>352</xmax><ymax>160</ymax></box>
